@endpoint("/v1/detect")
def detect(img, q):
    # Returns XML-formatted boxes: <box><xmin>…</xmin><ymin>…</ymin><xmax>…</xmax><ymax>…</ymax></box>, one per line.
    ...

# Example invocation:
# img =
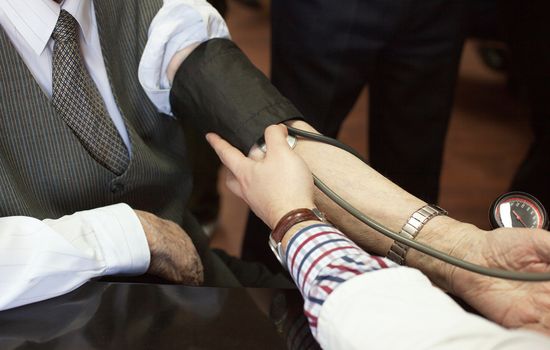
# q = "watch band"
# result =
<box><xmin>271</xmin><ymin>208</ymin><xmax>323</xmax><ymax>243</ymax></box>
<box><xmin>386</xmin><ymin>204</ymin><xmax>448</xmax><ymax>265</ymax></box>
<box><xmin>269</xmin><ymin>208</ymin><xmax>326</xmax><ymax>269</ymax></box>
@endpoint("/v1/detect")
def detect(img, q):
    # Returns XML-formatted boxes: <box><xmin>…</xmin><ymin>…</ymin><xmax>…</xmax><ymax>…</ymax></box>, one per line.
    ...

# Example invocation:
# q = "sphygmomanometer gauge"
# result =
<box><xmin>489</xmin><ymin>191</ymin><xmax>548</xmax><ymax>230</ymax></box>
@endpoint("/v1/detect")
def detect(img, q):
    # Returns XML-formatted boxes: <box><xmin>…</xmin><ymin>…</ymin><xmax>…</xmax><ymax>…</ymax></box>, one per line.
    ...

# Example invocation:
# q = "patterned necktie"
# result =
<box><xmin>51</xmin><ymin>10</ymin><xmax>129</xmax><ymax>175</ymax></box>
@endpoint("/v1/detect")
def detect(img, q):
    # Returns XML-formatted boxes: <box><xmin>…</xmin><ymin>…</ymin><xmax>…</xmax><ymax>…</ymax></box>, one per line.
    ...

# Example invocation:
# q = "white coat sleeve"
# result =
<box><xmin>317</xmin><ymin>267</ymin><xmax>550</xmax><ymax>350</ymax></box>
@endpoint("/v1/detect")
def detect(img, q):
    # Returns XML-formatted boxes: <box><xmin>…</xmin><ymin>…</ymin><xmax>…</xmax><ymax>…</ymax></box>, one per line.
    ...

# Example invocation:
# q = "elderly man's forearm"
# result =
<box><xmin>283</xmin><ymin>119</ymin><xmax>482</xmax><ymax>291</ymax></box>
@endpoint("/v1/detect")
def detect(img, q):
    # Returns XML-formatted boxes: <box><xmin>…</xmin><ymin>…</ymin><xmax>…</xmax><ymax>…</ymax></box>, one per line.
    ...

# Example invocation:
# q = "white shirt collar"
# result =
<box><xmin>0</xmin><ymin>0</ymin><xmax>93</xmax><ymax>55</ymax></box>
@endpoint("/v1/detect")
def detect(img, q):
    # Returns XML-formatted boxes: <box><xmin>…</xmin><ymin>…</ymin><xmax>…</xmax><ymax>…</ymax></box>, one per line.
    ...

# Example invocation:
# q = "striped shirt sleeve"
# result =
<box><xmin>284</xmin><ymin>223</ymin><xmax>397</xmax><ymax>336</ymax></box>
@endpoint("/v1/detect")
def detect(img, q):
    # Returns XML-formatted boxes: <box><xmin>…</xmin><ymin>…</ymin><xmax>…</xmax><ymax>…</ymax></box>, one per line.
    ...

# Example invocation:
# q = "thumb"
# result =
<box><xmin>264</xmin><ymin>124</ymin><xmax>290</xmax><ymax>156</ymax></box>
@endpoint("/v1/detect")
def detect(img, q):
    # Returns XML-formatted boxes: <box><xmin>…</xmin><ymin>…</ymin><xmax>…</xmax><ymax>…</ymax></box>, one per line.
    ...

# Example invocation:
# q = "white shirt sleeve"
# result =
<box><xmin>0</xmin><ymin>203</ymin><xmax>150</xmax><ymax>311</ymax></box>
<box><xmin>138</xmin><ymin>0</ymin><xmax>230</xmax><ymax>115</ymax></box>
<box><xmin>317</xmin><ymin>267</ymin><xmax>550</xmax><ymax>350</ymax></box>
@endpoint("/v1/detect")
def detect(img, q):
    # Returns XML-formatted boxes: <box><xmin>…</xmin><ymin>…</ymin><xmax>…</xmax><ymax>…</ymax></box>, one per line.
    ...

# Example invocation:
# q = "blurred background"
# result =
<box><xmin>199</xmin><ymin>0</ymin><xmax>545</xmax><ymax>258</ymax></box>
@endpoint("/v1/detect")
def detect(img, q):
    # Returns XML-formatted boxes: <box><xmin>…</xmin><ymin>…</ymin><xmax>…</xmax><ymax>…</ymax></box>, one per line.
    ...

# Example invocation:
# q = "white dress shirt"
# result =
<box><xmin>0</xmin><ymin>204</ymin><xmax>149</xmax><ymax>311</ymax></box>
<box><xmin>0</xmin><ymin>0</ymin><xmax>229</xmax><ymax>311</ymax></box>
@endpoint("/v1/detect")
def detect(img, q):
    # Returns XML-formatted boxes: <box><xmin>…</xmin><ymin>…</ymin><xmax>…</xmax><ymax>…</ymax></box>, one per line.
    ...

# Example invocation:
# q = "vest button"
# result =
<box><xmin>110</xmin><ymin>182</ymin><xmax>125</xmax><ymax>193</ymax></box>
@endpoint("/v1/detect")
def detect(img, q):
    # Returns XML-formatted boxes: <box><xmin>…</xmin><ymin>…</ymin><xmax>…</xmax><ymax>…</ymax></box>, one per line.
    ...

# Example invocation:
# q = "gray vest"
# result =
<box><xmin>0</xmin><ymin>0</ymin><xmax>237</xmax><ymax>285</ymax></box>
<box><xmin>0</xmin><ymin>0</ymin><xmax>191</xmax><ymax>220</ymax></box>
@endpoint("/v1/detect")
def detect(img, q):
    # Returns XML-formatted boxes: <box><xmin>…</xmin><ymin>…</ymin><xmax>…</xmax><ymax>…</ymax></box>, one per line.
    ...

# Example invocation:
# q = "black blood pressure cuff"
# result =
<box><xmin>169</xmin><ymin>38</ymin><xmax>304</xmax><ymax>153</ymax></box>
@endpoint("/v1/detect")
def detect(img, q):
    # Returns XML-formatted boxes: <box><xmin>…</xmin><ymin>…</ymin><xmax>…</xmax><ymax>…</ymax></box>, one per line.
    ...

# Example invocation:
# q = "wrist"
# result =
<box><xmin>135</xmin><ymin>210</ymin><xmax>156</xmax><ymax>260</ymax></box>
<box><xmin>91</xmin><ymin>205</ymin><xmax>150</xmax><ymax>275</ymax></box>
<box><xmin>405</xmin><ymin>216</ymin><xmax>484</xmax><ymax>293</ymax></box>
<box><xmin>269</xmin><ymin>207</ymin><xmax>326</xmax><ymax>269</ymax></box>
<box><xmin>268</xmin><ymin>202</ymin><xmax>316</xmax><ymax>229</ymax></box>
<box><xmin>387</xmin><ymin>204</ymin><xmax>448</xmax><ymax>265</ymax></box>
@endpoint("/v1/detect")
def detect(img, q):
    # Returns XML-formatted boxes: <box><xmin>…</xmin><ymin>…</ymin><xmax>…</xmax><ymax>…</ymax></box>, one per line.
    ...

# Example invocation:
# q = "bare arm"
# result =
<box><xmin>167</xmin><ymin>37</ymin><xmax>550</xmax><ymax>332</ymax></box>
<box><xmin>208</xmin><ymin>125</ymin><xmax>550</xmax><ymax>344</ymax></box>
<box><xmin>283</xmin><ymin>120</ymin><xmax>473</xmax><ymax>286</ymax></box>
<box><xmin>285</xmin><ymin>120</ymin><xmax>550</xmax><ymax>333</ymax></box>
<box><xmin>0</xmin><ymin>205</ymin><xmax>202</xmax><ymax>311</ymax></box>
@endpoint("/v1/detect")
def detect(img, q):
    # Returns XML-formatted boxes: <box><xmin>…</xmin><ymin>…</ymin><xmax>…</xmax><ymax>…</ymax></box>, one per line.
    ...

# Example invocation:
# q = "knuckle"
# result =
<box><xmin>266</xmin><ymin>124</ymin><xmax>277</xmax><ymax>133</ymax></box>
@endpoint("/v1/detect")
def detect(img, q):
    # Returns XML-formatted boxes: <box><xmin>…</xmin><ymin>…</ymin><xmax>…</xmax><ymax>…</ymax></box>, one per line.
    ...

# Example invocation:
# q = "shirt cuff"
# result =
<box><xmin>284</xmin><ymin>223</ymin><xmax>397</xmax><ymax>336</ymax></box>
<box><xmin>87</xmin><ymin>204</ymin><xmax>150</xmax><ymax>276</ymax></box>
<box><xmin>285</xmin><ymin>224</ymin><xmax>396</xmax><ymax>295</ymax></box>
<box><xmin>138</xmin><ymin>0</ymin><xmax>230</xmax><ymax>115</ymax></box>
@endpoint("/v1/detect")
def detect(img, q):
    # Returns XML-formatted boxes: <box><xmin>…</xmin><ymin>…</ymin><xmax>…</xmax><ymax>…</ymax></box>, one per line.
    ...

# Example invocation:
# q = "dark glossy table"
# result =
<box><xmin>0</xmin><ymin>283</ymin><xmax>318</xmax><ymax>350</ymax></box>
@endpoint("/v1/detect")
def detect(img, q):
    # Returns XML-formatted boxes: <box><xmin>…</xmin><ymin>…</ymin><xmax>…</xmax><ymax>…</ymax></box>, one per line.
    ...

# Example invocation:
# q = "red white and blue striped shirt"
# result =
<box><xmin>283</xmin><ymin>224</ymin><xmax>550</xmax><ymax>350</ymax></box>
<box><xmin>284</xmin><ymin>223</ymin><xmax>397</xmax><ymax>336</ymax></box>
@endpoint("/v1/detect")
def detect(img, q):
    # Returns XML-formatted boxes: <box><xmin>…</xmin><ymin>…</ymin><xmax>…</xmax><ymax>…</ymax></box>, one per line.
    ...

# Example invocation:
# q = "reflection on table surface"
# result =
<box><xmin>0</xmin><ymin>282</ymin><xmax>319</xmax><ymax>350</ymax></box>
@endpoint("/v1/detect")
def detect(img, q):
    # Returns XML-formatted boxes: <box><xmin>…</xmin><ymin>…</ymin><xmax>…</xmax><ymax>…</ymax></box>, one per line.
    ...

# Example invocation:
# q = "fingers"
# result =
<box><xmin>520</xmin><ymin>322</ymin><xmax>550</xmax><ymax>336</ymax></box>
<box><xmin>206</xmin><ymin>133</ymin><xmax>250</xmax><ymax>176</ymax></box>
<box><xmin>135</xmin><ymin>210</ymin><xmax>204</xmax><ymax>285</ymax></box>
<box><xmin>224</xmin><ymin>168</ymin><xmax>244</xmax><ymax>199</ymax></box>
<box><xmin>264</xmin><ymin>124</ymin><xmax>290</xmax><ymax>156</ymax></box>
<box><xmin>248</xmin><ymin>143</ymin><xmax>267</xmax><ymax>161</ymax></box>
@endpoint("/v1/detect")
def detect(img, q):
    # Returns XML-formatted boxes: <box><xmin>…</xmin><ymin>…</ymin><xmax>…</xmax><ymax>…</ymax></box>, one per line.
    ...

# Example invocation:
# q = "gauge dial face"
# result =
<box><xmin>490</xmin><ymin>192</ymin><xmax>548</xmax><ymax>230</ymax></box>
